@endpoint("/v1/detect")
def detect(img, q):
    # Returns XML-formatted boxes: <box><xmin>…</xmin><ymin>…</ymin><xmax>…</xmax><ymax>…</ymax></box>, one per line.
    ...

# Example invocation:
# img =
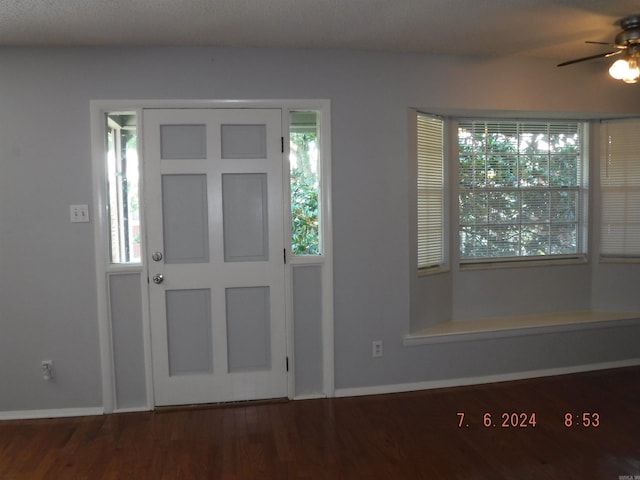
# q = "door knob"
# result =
<box><xmin>152</xmin><ymin>274</ymin><xmax>164</xmax><ymax>284</ymax></box>
<box><xmin>151</xmin><ymin>251</ymin><xmax>163</xmax><ymax>262</ymax></box>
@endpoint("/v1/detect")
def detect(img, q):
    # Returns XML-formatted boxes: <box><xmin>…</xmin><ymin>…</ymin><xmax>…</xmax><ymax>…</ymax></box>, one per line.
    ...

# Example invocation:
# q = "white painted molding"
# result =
<box><xmin>334</xmin><ymin>359</ymin><xmax>640</xmax><ymax>398</ymax></box>
<box><xmin>0</xmin><ymin>407</ymin><xmax>104</xmax><ymax>421</ymax></box>
<box><xmin>91</xmin><ymin>101</ymin><xmax>116</xmax><ymax>414</ymax></box>
<box><xmin>91</xmin><ymin>99</ymin><xmax>334</xmax><ymax>410</ymax></box>
<box><xmin>3</xmin><ymin>362</ymin><xmax>637</xmax><ymax>419</ymax></box>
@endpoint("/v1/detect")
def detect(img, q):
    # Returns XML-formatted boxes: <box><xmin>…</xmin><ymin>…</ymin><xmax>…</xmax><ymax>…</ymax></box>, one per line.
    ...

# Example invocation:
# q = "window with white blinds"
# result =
<box><xmin>417</xmin><ymin>113</ymin><xmax>444</xmax><ymax>270</ymax></box>
<box><xmin>600</xmin><ymin>118</ymin><xmax>640</xmax><ymax>258</ymax></box>
<box><xmin>458</xmin><ymin>120</ymin><xmax>586</xmax><ymax>261</ymax></box>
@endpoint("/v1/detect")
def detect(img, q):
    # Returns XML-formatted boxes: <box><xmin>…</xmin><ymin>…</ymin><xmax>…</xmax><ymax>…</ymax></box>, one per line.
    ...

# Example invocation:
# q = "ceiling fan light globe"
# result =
<box><xmin>622</xmin><ymin>57</ymin><xmax>640</xmax><ymax>83</ymax></box>
<box><xmin>609</xmin><ymin>59</ymin><xmax>629</xmax><ymax>79</ymax></box>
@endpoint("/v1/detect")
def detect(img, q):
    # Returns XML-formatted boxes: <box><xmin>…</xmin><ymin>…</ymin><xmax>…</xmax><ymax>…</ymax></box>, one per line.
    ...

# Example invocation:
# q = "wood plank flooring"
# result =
<box><xmin>1</xmin><ymin>366</ymin><xmax>639</xmax><ymax>479</ymax></box>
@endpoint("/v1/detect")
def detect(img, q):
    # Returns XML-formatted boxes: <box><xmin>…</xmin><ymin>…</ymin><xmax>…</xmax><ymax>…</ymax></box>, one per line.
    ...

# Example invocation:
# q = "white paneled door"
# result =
<box><xmin>144</xmin><ymin>109</ymin><xmax>287</xmax><ymax>406</ymax></box>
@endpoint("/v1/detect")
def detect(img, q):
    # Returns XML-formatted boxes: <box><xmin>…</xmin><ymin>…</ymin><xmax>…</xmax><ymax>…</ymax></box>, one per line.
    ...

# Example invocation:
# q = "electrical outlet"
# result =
<box><xmin>372</xmin><ymin>340</ymin><xmax>383</xmax><ymax>358</ymax></box>
<box><xmin>41</xmin><ymin>360</ymin><xmax>54</xmax><ymax>381</ymax></box>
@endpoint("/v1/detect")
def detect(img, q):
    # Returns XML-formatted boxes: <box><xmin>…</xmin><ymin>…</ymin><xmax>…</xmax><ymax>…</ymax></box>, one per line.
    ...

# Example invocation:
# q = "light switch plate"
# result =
<box><xmin>70</xmin><ymin>204</ymin><xmax>90</xmax><ymax>223</ymax></box>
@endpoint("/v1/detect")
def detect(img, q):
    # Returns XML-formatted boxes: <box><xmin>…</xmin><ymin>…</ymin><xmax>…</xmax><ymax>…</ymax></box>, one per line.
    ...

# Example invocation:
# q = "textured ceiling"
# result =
<box><xmin>0</xmin><ymin>0</ymin><xmax>639</xmax><ymax>62</ymax></box>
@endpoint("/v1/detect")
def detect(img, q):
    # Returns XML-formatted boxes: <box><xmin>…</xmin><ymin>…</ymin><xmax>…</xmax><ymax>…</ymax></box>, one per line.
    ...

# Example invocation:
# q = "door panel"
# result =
<box><xmin>222</xmin><ymin>173</ymin><xmax>269</xmax><ymax>262</ymax></box>
<box><xmin>226</xmin><ymin>286</ymin><xmax>271</xmax><ymax>373</ymax></box>
<box><xmin>160</xmin><ymin>124</ymin><xmax>207</xmax><ymax>159</ymax></box>
<box><xmin>144</xmin><ymin>108</ymin><xmax>287</xmax><ymax>406</ymax></box>
<box><xmin>221</xmin><ymin>124</ymin><xmax>267</xmax><ymax>158</ymax></box>
<box><xmin>161</xmin><ymin>174</ymin><xmax>209</xmax><ymax>264</ymax></box>
<box><xmin>166</xmin><ymin>288</ymin><xmax>213</xmax><ymax>376</ymax></box>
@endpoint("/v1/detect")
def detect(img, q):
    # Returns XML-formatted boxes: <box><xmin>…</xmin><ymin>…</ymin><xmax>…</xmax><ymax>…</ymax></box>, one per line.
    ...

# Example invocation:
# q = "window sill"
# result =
<box><xmin>289</xmin><ymin>255</ymin><xmax>325</xmax><ymax>266</ymax></box>
<box><xmin>460</xmin><ymin>255</ymin><xmax>588</xmax><ymax>271</ymax></box>
<box><xmin>417</xmin><ymin>266</ymin><xmax>450</xmax><ymax>277</ymax></box>
<box><xmin>106</xmin><ymin>263</ymin><xmax>144</xmax><ymax>273</ymax></box>
<box><xmin>404</xmin><ymin>310</ymin><xmax>640</xmax><ymax>346</ymax></box>
<box><xmin>599</xmin><ymin>256</ymin><xmax>640</xmax><ymax>264</ymax></box>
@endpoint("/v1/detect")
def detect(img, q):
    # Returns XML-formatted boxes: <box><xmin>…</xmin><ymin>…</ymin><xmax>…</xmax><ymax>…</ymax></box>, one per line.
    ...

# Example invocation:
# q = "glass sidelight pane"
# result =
<box><xmin>290</xmin><ymin>111</ymin><xmax>321</xmax><ymax>255</ymax></box>
<box><xmin>160</xmin><ymin>124</ymin><xmax>207</xmax><ymax>159</ymax></box>
<box><xmin>166</xmin><ymin>289</ymin><xmax>213</xmax><ymax>376</ymax></box>
<box><xmin>106</xmin><ymin>112</ymin><xmax>141</xmax><ymax>264</ymax></box>
<box><xmin>162</xmin><ymin>174</ymin><xmax>210</xmax><ymax>264</ymax></box>
<box><xmin>226</xmin><ymin>287</ymin><xmax>271</xmax><ymax>373</ymax></box>
<box><xmin>221</xmin><ymin>124</ymin><xmax>267</xmax><ymax>159</ymax></box>
<box><xmin>222</xmin><ymin>173</ymin><xmax>269</xmax><ymax>262</ymax></box>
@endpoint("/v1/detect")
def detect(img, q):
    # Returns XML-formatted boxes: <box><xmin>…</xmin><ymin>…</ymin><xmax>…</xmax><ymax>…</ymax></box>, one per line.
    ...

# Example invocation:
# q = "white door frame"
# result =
<box><xmin>91</xmin><ymin>99</ymin><xmax>334</xmax><ymax>413</ymax></box>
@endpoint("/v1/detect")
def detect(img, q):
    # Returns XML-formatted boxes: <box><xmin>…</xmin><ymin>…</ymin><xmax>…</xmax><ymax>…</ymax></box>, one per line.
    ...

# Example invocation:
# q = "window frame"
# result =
<box><xmin>289</xmin><ymin>110</ymin><xmax>323</xmax><ymax>257</ymax></box>
<box><xmin>106</xmin><ymin>112</ymin><xmax>142</xmax><ymax>265</ymax></box>
<box><xmin>456</xmin><ymin>118</ymin><xmax>589</xmax><ymax>267</ymax></box>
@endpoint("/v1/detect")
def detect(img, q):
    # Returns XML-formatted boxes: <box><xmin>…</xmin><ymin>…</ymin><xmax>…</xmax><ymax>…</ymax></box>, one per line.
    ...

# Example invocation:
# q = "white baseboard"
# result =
<box><xmin>0</xmin><ymin>407</ymin><xmax>103</xmax><ymax>421</ymax></box>
<box><xmin>334</xmin><ymin>359</ymin><xmax>640</xmax><ymax>398</ymax></box>
<box><xmin>4</xmin><ymin>360</ymin><xmax>638</xmax><ymax>417</ymax></box>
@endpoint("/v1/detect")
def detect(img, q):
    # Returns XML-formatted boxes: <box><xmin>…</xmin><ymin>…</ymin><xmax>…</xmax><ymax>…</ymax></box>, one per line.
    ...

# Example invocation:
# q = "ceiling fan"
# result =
<box><xmin>557</xmin><ymin>14</ymin><xmax>640</xmax><ymax>83</ymax></box>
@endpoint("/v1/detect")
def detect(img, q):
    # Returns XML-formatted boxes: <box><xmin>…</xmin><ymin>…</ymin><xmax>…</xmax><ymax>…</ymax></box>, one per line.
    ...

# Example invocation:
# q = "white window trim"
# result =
<box><xmin>456</xmin><ymin>119</ymin><xmax>590</xmax><ymax>268</ymax></box>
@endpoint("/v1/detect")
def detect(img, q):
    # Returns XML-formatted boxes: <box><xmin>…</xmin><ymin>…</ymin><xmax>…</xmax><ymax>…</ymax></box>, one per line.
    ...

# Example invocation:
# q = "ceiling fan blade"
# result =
<box><xmin>557</xmin><ymin>50</ymin><xmax>623</xmax><ymax>67</ymax></box>
<box><xmin>585</xmin><ymin>41</ymin><xmax>616</xmax><ymax>46</ymax></box>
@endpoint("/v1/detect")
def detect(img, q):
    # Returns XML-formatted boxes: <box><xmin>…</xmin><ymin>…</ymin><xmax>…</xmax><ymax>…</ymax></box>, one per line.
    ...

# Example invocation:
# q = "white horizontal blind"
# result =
<box><xmin>417</xmin><ymin>114</ymin><xmax>444</xmax><ymax>269</ymax></box>
<box><xmin>600</xmin><ymin>119</ymin><xmax>640</xmax><ymax>258</ymax></box>
<box><xmin>458</xmin><ymin>120</ymin><xmax>584</xmax><ymax>260</ymax></box>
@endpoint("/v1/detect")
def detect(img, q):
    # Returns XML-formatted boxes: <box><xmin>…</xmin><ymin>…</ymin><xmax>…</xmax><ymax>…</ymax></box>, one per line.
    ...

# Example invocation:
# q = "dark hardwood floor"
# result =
<box><xmin>1</xmin><ymin>366</ymin><xmax>639</xmax><ymax>479</ymax></box>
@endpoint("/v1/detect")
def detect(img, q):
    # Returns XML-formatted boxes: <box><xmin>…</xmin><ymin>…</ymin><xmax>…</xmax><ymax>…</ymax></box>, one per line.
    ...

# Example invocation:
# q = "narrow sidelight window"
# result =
<box><xmin>106</xmin><ymin>113</ymin><xmax>141</xmax><ymax>264</ymax></box>
<box><xmin>289</xmin><ymin>111</ymin><xmax>321</xmax><ymax>255</ymax></box>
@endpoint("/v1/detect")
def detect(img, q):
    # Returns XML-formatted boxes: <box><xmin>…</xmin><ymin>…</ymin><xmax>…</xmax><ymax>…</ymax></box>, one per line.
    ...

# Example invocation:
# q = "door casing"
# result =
<box><xmin>91</xmin><ymin>99</ymin><xmax>334</xmax><ymax>413</ymax></box>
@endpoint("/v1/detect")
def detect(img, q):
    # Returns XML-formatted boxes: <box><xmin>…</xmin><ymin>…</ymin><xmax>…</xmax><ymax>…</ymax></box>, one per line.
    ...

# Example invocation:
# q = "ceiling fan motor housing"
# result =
<box><xmin>615</xmin><ymin>15</ymin><xmax>640</xmax><ymax>47</ymax></box>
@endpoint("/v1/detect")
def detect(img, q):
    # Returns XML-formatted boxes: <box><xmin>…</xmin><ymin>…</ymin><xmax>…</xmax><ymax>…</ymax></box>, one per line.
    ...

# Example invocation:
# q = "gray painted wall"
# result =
<box><xmin>0</xmin><ymin>47</ymin><xmax>639</xmax><ymax>413</ymax></box>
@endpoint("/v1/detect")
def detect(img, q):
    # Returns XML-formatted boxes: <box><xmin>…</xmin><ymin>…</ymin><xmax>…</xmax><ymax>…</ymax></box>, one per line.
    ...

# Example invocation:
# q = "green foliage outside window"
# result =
<box><xmin>458</xmin><ymin>121</ymin><xmax>582</xmax><ymax>259</ymax></box>
<box><xmin>290</xmin><ymin>132</ymin><xmax>320</xmax><ymax>255</ymax></box>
